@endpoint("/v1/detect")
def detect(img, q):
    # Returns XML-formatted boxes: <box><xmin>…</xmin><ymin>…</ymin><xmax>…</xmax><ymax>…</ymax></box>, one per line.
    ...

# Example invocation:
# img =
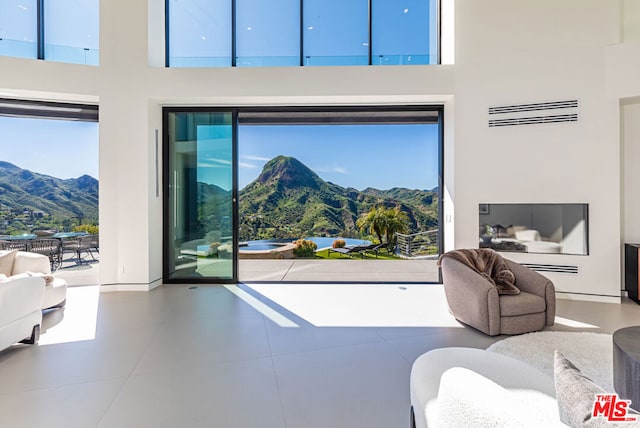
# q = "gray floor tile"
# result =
<box><xmin>272</xmin><ymin>342</ymin><xmax>412</xmax><ymax>428</ymax></box>
<box><xmin>100</xmin><ymin>358</ymin><xmax>286</xmax><ymax>428</ymax></box>
<box><xmin>0</xmin><ymin>378</ymin><xmax>125</xmax><ymax>428</ymax></box>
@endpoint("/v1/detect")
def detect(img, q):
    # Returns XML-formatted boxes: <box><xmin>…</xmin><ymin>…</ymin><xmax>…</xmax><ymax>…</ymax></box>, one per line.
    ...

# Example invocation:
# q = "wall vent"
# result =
<box><xmin>488</xmin><ymin>99</ymin><xmax>578</xmax><ymax>127</ymax></box>
<box><xmin>521</xmin><ymin>263</ymin><xmax>579</xmax><ymax>274</ymax></box>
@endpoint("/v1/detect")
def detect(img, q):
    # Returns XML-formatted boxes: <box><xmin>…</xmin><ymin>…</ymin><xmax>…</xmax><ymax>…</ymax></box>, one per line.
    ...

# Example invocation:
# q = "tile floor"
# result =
<box><xmin>0</xmin><ymin>282</ymin><xmax>639</xmax><ymax>428</ymax></box>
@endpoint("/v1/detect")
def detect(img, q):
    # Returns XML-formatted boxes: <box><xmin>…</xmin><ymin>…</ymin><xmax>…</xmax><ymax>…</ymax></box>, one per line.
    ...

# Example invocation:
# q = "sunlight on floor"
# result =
<box><xmin>553</xmin><ymin>316</ymin><xmax>598</xmax><ymax>329</ymax></box>
<box><xmin>224</xmin><ymin>285</ymin><xmax>299</xmax><ymax>327</ymax></box>
<box><xmin>38</xmin><ymin>285</ymin><xmax>100</xmax><ymax>345</ymax></box>
<box><xmin>244</xmin><ymin>283</ymin><xmax>462</xmax><ymax>328</ymax></box>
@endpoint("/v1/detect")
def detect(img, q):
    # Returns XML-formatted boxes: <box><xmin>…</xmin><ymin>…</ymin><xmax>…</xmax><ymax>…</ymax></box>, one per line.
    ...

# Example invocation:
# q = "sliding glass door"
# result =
<box><xmin>163</xmin><ymin>106</ymin><xmax>443</xmax><ymax>284</ymax></box>
<box><xmin>164</xmin><ymin>110</ymin><xmax>236</xmax><ymax>282</ymax></box>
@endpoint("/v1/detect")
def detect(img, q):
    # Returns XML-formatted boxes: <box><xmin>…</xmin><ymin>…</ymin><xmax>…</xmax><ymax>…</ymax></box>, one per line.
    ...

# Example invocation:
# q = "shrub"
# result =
<box><xmin>293</xmin><ymin>239</ymin><xmax>317</xmax><ymax>257</ymax></box>
<box><xmin>73</xmin><ymin>224</ymin><xmax>99</xmax><ymax>234</ymax></box>
<box><xmin>332</xmin><ymin>239</ymin><xmax>346</xmax><ymax>248</ymax></box>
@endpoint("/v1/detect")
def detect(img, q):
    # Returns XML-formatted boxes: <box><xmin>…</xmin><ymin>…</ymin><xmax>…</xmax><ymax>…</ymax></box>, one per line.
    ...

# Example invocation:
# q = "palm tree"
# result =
<box><xmin>356</xmin><ymin>206</ymin><xmax>388</xmax><ymax>244</ymax></box>
<box><xmin>383</xmin><ymin>206</ymin><xmax>409</xmax><ymax>248</ymax></box>
<box><xmin>357</xmin><ymin>206</ymin><xmax>409</xmax><ymax>247</ymax></box>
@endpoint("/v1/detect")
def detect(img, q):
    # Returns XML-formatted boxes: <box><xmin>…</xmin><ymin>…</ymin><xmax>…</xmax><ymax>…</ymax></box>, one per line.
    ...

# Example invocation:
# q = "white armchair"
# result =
<box><xmin>2</xmin><ymin>250</ymin><xmax>67</xmax><ymax>310</ymax></box>
<box><xmin>0</xmin><ymin>275</ymin><xmax>45</xmax><ymax>351</ymax></box>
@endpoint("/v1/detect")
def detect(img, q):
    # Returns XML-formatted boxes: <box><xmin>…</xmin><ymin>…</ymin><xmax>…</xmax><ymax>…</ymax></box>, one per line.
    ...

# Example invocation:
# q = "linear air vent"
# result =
<box><xmin>489</xmin><ymin>114</ymin><xmax>578</xmax><ymax>127</ymax></box>
<box><xmin>489</xmin><ymin>100</ymin><xmax>578</xmax><ymax>115</ymax></box>
<box><xmin>488</xmin><ymin>99</ymin><xmax>578</xmax><ymax>128</ymax></box>
<box><xmin>520</xmin><ymin>263</ymin><xmax>579</xmax><ymax>274</ymax></box>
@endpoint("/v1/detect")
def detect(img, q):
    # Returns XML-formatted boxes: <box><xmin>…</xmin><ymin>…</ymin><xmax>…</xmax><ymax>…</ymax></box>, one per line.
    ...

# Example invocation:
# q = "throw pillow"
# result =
<box><xmin>493</xmin><ymin>224</ymin><xmax>516</xmax><ymax>239</ymax></box>
<box><xmin>0</xmin><ymin>250</ymin><xmax>17</xmax><ymax>276</ymax></box>
<box><xmin>554</xmin><ymin>351</ymin><xmax>640</xmax><ymax>428</ymax></box>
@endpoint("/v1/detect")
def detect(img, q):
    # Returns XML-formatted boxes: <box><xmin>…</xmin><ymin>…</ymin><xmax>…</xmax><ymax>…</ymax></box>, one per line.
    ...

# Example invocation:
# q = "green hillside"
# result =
<box><xmin>237</xmin><ymin>156</ymin><xmax>438</xmax><ymax>241</ymax></box>
<box><xmin>0</xmin><ymin>161</ymin><xmax>98</xmax><ymax>234</ymax></box>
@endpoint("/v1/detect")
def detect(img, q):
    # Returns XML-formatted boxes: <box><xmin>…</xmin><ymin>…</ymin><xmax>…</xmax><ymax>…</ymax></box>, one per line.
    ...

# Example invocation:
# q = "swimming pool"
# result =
<box><xmin>240</xmin><ymin>237</ymin><xmax>371</xmax><ymax>251</ymax></box>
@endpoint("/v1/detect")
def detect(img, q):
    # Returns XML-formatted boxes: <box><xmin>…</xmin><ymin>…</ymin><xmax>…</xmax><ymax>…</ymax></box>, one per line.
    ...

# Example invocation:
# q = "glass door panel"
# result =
<box><xmin>165</xmin><ymin>111</ymin><xmax>235</xmax><ymax>282</ymax></box>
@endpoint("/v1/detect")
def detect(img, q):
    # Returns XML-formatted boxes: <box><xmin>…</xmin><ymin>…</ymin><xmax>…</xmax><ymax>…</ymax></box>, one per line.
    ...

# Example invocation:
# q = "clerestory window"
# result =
<box><xmin>167</xmin><ymin>0</ymin><xmax>439</xmax><ymax>67</ymax></box>
<box><xmin>0</xmin><ymin>0</ymin><xmax>99</xmax><ymax>65</ymax></box>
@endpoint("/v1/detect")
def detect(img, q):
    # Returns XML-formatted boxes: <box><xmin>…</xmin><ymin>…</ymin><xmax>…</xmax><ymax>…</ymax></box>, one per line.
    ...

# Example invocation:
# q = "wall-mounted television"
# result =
<box><xmin>478</xmin><ymin>203</ymin><xmax>588</xmax><ymax>255</ymax></box>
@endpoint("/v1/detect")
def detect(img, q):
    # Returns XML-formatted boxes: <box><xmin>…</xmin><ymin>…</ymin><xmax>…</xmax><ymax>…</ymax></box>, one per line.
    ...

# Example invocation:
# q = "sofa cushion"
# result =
<box><xmin>435</xmin><ymin>366</ymin><xmax>564</xmax><ymax>428</ymax></box>
<box><xmin>500</xmin><ymin>291</ymin><xmax>546</xmax><ymax>317</ymax></box>
<box><xmin>515</xmin><ymin>229</ymin><xmax>542</xmax><ymax>241</ymax></box>
<box><xmin>12</xmin><ymin>251</ymin><xmax>51</xmax><ymax>275</ymax></box>
<box><xmin>0</xmin><ymin>250</ymin><xmax>17</xmax><ymax>276</ymax></box>
<box><xmin>411</xmin><ymin>347</ymin><xmax>558</xmax><ymax>428</ymax></box>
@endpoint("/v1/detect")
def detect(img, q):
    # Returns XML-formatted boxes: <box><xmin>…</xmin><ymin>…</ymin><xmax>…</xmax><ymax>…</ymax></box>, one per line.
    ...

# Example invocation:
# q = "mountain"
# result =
<box><xmin>0</xmin><ymin>161</ymin><xmax>99</xmax><ymax>222</ymax></box>
<box><xmin>236</xmin><ymin>155</ymin><xmax>438</xmax><ymax>241</ymax></box>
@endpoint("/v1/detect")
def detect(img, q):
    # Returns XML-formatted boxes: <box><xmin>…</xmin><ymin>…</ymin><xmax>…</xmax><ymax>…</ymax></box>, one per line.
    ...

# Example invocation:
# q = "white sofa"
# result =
<box><xmin>0</xmin><ymin>275</ymin><xmax>45</xmax><ymax>351</ymax></box>
<box><xmin>410</xmin><ymin>347</ymin><xmax>566</xmax><ymax>428</ymax></box>
<box><xmin>1</xmin><ymin>250</ymin><xmax>67</xmax><ymax>310</ymax></box>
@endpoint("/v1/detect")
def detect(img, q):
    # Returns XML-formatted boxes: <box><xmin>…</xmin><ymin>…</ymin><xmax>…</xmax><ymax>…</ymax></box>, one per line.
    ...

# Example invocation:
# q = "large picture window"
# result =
<box><xmin>166</xmin><ymin>0</ymin><xmax>439</xmax><ymax>67</ymax></box>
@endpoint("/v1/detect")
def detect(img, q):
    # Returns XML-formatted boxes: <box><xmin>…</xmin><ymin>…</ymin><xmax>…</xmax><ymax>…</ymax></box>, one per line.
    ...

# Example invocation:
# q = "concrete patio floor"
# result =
<box><xmin>239</xmin><ymin>259</ymin><xmax>440</xmax><ymax>282</ymax></box>
<box><xmin>54</xmin><ymin>255</ymin><xmax>440</xmax><ymax>286</ymax></box>
<box><xmin>55</xmin><ymin>255</ymin><xmax>100</xmax><ymax>287</ymax></box>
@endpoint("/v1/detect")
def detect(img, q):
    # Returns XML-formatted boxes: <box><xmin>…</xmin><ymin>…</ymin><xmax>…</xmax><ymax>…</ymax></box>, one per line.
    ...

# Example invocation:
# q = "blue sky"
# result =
<box><xmin>0</xmin><ymin>116</ymin><xmax>99</xmax><ymax>179</ymax></box>
<box><xmin>238</xmin><ymin>124</ymin><xmax>439</xmax><ymax>191</ymax></box>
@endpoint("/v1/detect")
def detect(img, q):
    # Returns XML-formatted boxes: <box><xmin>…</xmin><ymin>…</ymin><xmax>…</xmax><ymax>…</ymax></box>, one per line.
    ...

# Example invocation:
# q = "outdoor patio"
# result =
<box><xmin>239</xmin><ymin>259</ymin><xmax>440</xmax><ymax>282</ymax></box>
<box><xmin>54</xmin><ymin>256</ymin><xmax>440</xmax><ymax>286</ymax></box>
<box><xmin>55</xmin><ymin>255</ymin><xmax>100</xmax><ymax>287</ymax></box>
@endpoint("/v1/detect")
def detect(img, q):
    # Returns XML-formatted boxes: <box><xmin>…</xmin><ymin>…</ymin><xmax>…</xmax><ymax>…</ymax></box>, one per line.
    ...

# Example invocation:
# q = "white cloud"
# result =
<box><xmin>197</xmin><ymin>157</ymin><xmax>232</xmax><ymax>168</ymax></box>
<box><xmin>314</xmin><ymin>166</ymin><xmax>347</xmax><ymax>174</ymax></box>
<box><xmin>244</xmin><ymin>155</ymin><xmax>271</xmax><ymax>161</ymax></box>
<box><xmin>199</xmin><ymin>157</ymin><xmax>231</xmax><ymax>165</ymax></box>
<box><xmin>239</xmin><ymin>162</ymin><xmax>256</xmax><ymax>168</ymax></box>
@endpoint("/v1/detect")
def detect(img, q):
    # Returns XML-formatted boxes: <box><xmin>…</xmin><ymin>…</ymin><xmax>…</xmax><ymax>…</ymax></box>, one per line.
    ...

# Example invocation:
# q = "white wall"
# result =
<box><xmin>623</xmin><ymin>0</ymin><xmax>640</xmax><ymax>42</ymax></box>
<box><xmin>453</xmin><ymin>0</ymin><xmax>622</xmax><ymax>298</ymax></box>
<box><xmin>0</xmin><ymin>0</ymin><xmax>632</xmax><ymax>299</ymax></box>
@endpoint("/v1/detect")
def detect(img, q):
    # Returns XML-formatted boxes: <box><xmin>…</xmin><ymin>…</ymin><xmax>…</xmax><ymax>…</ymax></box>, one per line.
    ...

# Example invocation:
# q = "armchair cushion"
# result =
<box><xmin>500</xmin><ymin>291</ymin><xmax>546</xmax><ymax>317</ymax></box>
<box><xmin>0</xmin><ymin>250</ymin><xmax>17</xmax><ymax>276</ymax></box>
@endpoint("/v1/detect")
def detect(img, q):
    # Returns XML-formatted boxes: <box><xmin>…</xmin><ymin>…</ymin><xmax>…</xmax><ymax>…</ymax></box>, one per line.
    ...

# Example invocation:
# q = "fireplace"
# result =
<box><xmin>478</xmin><ymin>203</ymin><xmax>588</xmax><ymax>255</ymax></box>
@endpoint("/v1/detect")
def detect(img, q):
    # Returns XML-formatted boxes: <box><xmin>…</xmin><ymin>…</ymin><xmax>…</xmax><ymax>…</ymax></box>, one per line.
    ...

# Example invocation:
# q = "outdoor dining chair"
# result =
<box><xmin>0</xmin><ymin>240</ymin><xmax>29</xmax><ymax>252</ymax></box>
<box><xmin>29</xmin><ymin>238</ymin><xmax>63</xmax><ymax>270</ymax></box>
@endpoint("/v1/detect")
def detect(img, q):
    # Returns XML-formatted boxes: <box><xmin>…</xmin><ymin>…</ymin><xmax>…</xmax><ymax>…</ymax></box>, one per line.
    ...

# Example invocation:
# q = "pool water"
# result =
<box><xmin>240</xmin><ymin>237</ymin><xmax>371</xmax><ymax>251</ymax></box>
<box><xmin>304</xmin><ymin>237</ymin><xmax>370</xmax><ymax>249</ymax></box>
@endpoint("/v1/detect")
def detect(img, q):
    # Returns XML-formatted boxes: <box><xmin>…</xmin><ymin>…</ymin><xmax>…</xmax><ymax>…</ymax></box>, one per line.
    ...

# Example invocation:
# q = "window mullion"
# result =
<box><xmin>368</xmin><ymin>0</ymin><xmax>372</xmax><ymax>65</ymax></box>
<box><xmin>37</xmin><ymin>0</ymin><xmax>44</xmax><ymax>59</ymax></box>
<box><xmin>299</xmin><ymin>0</ymin><xmax>304</xmax><ymax>66</ymax></box>
<box><xmin>231</xmin><ymin>0</ymin><xmax>236</xmax><ymax>67</ymax></box>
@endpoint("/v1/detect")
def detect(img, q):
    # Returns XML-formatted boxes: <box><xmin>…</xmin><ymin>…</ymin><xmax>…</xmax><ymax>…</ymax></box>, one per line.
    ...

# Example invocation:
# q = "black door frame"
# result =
<box><xmin>163</xmin><ymin>105</ymin><xmax>444</xmax><ymax>284</ymax></box>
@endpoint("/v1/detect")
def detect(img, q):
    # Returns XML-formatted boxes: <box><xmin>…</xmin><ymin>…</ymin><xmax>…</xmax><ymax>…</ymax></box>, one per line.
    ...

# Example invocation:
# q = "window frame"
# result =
<box><xmin>165</xmin><ymin>0</ymin><xmax>440</xmax><ymax>67</ymax></box>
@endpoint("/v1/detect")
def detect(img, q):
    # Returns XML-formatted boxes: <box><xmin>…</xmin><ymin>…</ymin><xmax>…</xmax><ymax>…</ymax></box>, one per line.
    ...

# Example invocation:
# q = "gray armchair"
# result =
<box><xmin>440</xmin><ymin>256</ymin><xmax>555</xmax><ymax>336</ymax></box>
